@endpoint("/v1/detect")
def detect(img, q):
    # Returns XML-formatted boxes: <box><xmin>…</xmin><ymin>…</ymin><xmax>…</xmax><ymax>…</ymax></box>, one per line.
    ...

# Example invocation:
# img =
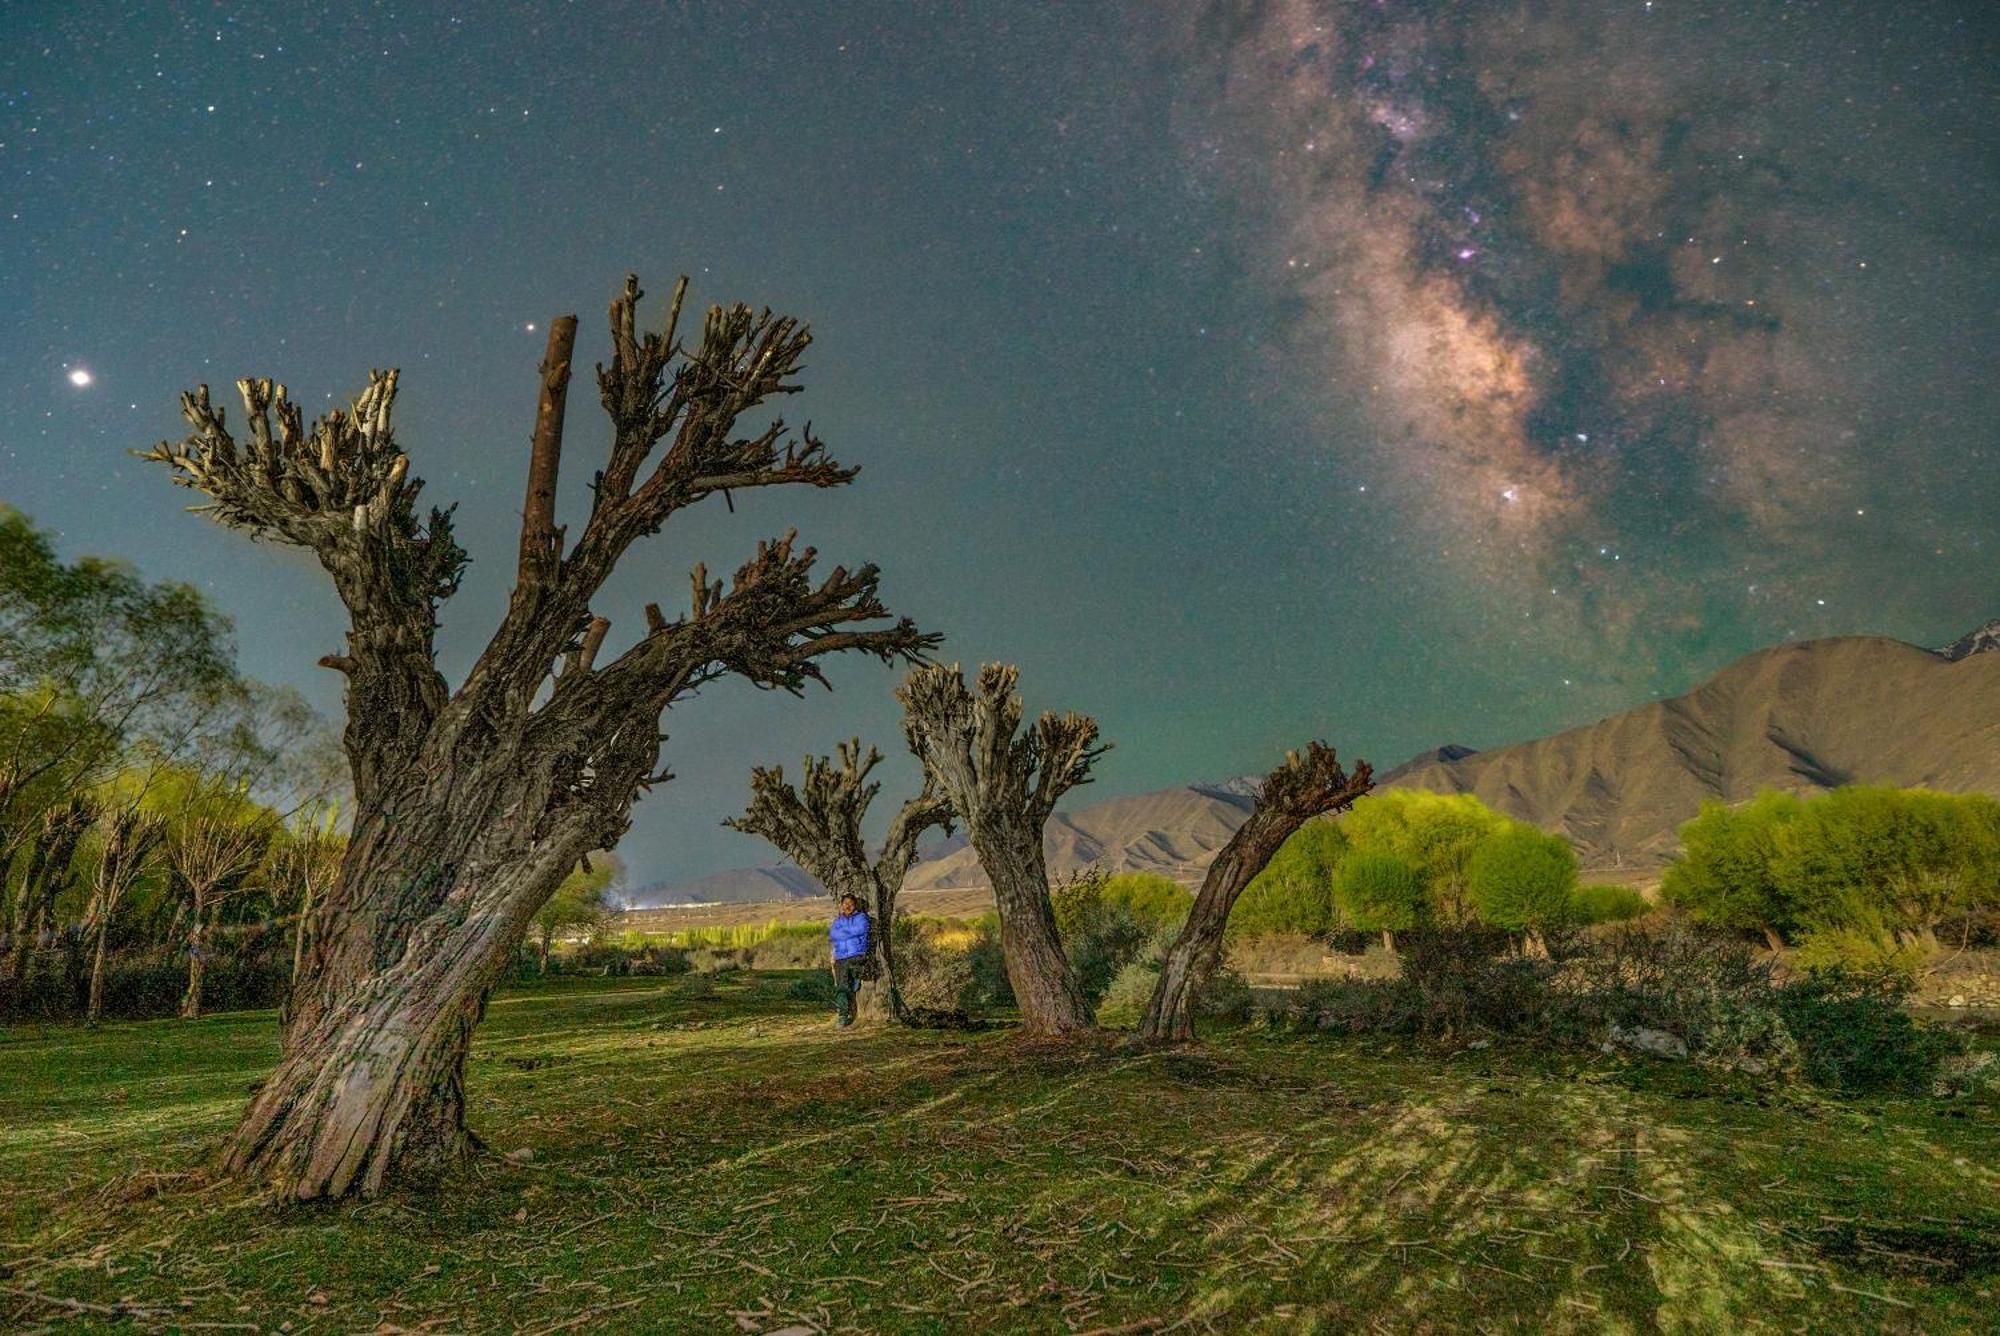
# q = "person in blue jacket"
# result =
<box><xmin>827</xmin><ymin>893</ymin><xmax>871</xmax><ymax>1027</ymax></box>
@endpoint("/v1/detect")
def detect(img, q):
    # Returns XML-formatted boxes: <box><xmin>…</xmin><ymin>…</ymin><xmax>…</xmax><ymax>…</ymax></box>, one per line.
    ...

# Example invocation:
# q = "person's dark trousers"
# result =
<box><xmin>832</xmin><ymin>956</ymin><xmax>864</xmax><ymax>1024</ymax></box>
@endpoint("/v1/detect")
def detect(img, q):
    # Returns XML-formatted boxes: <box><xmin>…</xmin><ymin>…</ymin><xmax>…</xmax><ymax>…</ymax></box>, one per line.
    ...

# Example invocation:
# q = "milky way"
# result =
<box><xmin>1170</xmin><ymin>0</ymin><xmax>1989</xmax><ymax>655</ymax></box>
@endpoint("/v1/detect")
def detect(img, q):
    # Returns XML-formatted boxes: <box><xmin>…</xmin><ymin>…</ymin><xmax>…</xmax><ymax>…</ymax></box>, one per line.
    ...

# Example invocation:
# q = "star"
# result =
<box><xmin>67</xmin><ymin>368</ymin><xmax>92</xmax><ymax>387</ymax></box>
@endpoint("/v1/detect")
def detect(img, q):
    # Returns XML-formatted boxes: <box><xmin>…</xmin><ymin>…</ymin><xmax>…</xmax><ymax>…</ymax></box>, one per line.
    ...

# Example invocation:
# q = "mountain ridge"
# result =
<box><xmin>626</xmin><ymin>625</ymin><xmax>2000</xmax><ymax>905</ymax></box>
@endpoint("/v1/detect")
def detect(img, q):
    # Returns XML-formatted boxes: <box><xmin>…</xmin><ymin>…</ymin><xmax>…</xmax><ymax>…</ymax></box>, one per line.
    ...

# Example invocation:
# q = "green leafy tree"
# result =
<box><xmin>1229</xmin><ymin>817</ymin><xmax>1347</xmax><ymax>937</ymax></box>
<box><xmin>531</xmin><ymin>854</ymin><xmax>621</xmax><ymax>974</ymax></box>
<box><xmin>0</xmin><ymin>507</ymin><xmax>240</xmax><ymax>880</ymax></box>
<box><xmin>1661</xmin><ymin>791</ymin><xmax>1803</xmax><ymax>950</ymax></box>
<box><xmin>1341</xmin><ymin>790</ymin><xmax>1508</xmax><ymax>926</ymax></box>
<box><xmin>1770</xmin><ymin>786</ymin><xmax>2000</xmax><ymax>952</ymax></box>
<box><xmin>1466</xmin><ymin>825</ymin><xmax>1579</xmax><ymax>942</ymax></box>
<box><xmin>1334</xmin><ymin>849</ymin><xmax>1428</xmax><ymax>947</ymax></box>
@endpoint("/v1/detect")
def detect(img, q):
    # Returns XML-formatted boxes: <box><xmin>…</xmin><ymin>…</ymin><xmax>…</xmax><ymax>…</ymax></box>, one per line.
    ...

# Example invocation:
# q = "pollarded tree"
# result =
<box><xmin>725</xmin><ymin>740</ymin><xmax>953</xmax><ymax>1021</ymax></box>
<box><xmin>139</xmin><ymin>273</ymin><xmax>936</xmax><ymax>1199</ymax></box>
<box><xmin>1141</xmin><ymin>744</ymin><xmax>1372</xmax><ymax>1044</ymax></box>
<box><xmin>896</xmin><ymin>663</ymin><xmax>1103</xmax><ymax>1034</ymax></box>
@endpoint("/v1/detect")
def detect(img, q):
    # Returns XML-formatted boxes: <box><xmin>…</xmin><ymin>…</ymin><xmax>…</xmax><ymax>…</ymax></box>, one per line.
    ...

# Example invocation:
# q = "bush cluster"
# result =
<box><xmin>1234</xmin><ymin>791</ymin><xmax>1638</xmax><ymax>943</ymax></box>
<box><xmin>1663</xmin><ymin>785</ymin><xmax>2000</xmax><ymax>975</ymax></box>
<box><xmin>1286</xmin><ymin>923</ymin><xmax>1962</xmax><ymax>1095</ymax></box>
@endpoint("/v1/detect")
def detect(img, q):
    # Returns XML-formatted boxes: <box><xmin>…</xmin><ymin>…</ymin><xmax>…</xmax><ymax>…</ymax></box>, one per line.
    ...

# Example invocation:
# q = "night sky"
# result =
<box><xmin>3</xmin><ymin>3</ymin><xmax>1994</xmax><ymax>890</ymax></box>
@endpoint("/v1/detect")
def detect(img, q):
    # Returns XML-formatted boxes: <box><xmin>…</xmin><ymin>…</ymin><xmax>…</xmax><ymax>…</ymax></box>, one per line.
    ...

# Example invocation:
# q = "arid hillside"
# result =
<box><xmin>629</xmin><ymin>628</ymin><xmax>2000</xmax><ymax>904</ymax></box>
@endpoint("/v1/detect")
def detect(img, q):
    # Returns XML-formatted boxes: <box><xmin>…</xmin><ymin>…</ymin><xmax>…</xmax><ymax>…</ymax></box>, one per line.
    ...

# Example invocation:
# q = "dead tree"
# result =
<box><xmin>84</xmin><ymin>809</ymin><xmax>167</xmax><ymax>1025</ymax></box>
<box><xmin>139</xmin><ymin>273</ymin><xmax>935</xmax><ymax>1199</ymax></box>
<box><xmin>1140</xmin><ymin>743</ymin><xmax>1372</xmax><ymax>1043</ymax></box>
<box><xmin>167</xmin><ymin>814</ymin><xmax>272</xmax><ymax>1020</ymax></box>
<box><xmin>896</xmin><ymin>663</ymin><xmax>1104</xmax><ymax>1035</ymax></box>
<box><xmin>725</xmin><ymin>740</ymin><xmax>952</xmax><ymax>1022</ymax></box>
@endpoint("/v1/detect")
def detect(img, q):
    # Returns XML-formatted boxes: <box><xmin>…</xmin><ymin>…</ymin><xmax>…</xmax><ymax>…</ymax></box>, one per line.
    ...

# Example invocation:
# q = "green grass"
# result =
<box><xmin>2</xmin><ymin>974</ymin><xmax>1996</xmax><ymax>1333</ymax></box>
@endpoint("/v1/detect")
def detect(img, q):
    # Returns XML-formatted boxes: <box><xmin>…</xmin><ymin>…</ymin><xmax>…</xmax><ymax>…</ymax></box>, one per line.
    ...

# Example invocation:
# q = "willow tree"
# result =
<box><xmin>897</xmin><ymin>663</ymin><xmax>1102</xmax><ymax>1034</ymax></box>
<box><xmin>139</xmin><ymin>274</ymin><xmax>934</xmax><ymax>1199</ymax></box>
<box><xmin>726</xmin><ymin>740</ymin><xmax>952</xmax><ymax>1021</ymax></box>
<box><xmin>1140</xmin><ymin>743</ymin><xmax>1372</xmax><ymax>1043</ymax></box>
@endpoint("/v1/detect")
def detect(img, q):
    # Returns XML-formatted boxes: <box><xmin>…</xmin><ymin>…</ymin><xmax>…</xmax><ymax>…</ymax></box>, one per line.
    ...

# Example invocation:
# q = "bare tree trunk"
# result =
<box><xmin>1381</xmin><ymin>928</ymin><xmax>1395</xmax><ymax>952</ymax></box>
<box><xmin>290</xmin><ymin>877</ymin><xmax>315</xmax><ymax>988</ymax></box>
<box><xmin>86</xmin><ymin>918</ymin><xmax>111</xmax><ymax>1025</ymax></box>
<box><xmin>537</xmin><ymin>931</ymin><xmax>551</xmax><ymax>976</ymax></box>
<box><xmin>1142</xmin><ymin>745</ymin><xmax>1372</xmax><ymax>1045</ymax></box>
<box><xmin>225</xmin><ymin>867</ymin><xmax>534</xmax><ymax>1198</ymax></box>
<box><xmin>146</xmin><ymin>273</ymin><xmax>934</xmax><ymax>1198</ymax></box>
<box><xmin>896</xmin><ymin>664</ymin><xmax>1103</xmax><ymax>1036</ymax></box>
<box><xmin>984</xmin><ymin>839</ymin><xmax>1092</xmax><ymax>1032</ymax></box>
<box><xmin>181</xmin><ymin>897</ymin><xmax>207</xmax><ymax>1019</ymax></box>
<box><xmin>1761</xmin><ymin>925</ymin><xmax>1785</xmax><ymax>954</ymax></box>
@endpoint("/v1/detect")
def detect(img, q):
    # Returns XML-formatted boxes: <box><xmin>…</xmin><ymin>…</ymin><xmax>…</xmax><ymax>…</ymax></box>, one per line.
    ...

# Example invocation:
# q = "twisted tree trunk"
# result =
<box><xmin>897</xmin><ymin>663</ymin><xmax>1104</xmax><ymax>1036</ymax></box>
<box><xmin>143</xmin><ymin>273</ymin><xmax>934</xmax><ymax>1197</ymax></box>
<box><xmin>1142</xmin><ymin>744</ymin><xmax>1372</xmax><ymax>1044</ymax></box>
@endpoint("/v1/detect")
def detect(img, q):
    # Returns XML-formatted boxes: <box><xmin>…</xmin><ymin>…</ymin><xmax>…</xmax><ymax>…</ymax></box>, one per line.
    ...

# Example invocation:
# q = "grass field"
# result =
<box><xmin>3</xmin><ymin>973</ymin><xmax>1997</xmax><ymax>1333</ymax></box>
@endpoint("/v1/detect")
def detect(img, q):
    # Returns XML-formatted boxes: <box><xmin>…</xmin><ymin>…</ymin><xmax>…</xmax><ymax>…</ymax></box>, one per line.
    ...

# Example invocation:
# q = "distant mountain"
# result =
<box><xmin>1938</xmin><ymin>619</ymin><xmax>2000</xmax><ymax>662</ymax></box>
<box><xmin>1389</xmin><ymin>631</ymin><xmax>2000</xmax><ymax>871</ymax></box>
<box><xmin>629</xmin><ymin>624</ymin><xmax>2000</xmax><ymax>904</ymax></box>
<box><xmin>626</xmin><ymin>862</ymin><xmax>823</xmax><ymax>908</ymax></box>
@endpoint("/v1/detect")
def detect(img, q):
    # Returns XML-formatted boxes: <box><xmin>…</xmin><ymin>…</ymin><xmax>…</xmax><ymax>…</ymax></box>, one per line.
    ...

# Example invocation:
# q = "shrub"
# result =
<box><xmin>687</xmin><ymin>947</ymin><xmax>745</xmax><ymax>975</ymax></box>
<box><xmin>750</xmin><ymin>932</ymin><xmax>828</xmax><ymax>971</ymax></box>
<box><xmin>891</xmin><ymin>915</ymin><xmax>1012</xmax><ymax>1021</ymax></box>
<box><xmin>1773</xmin><ymin>971</ymin><xmax>1961</xmax><ymax>1095</ymax></box>
<box><xmin>1572</xmin><ymin>883</ymin><xmax>1649</xmax><ymax>924</ymax></box>
<box><xmin>1196</xmin><ymin>966</ymin><xmax>1254</xmax><ymax>1024</ymax></box>
<box><xmin>1094</xmin><ymin>959</ymin><xmax>1159</xmax><ymax>1028</ymax></box>
<box><xmin>1791</xmin><ymin>921</ymin><xmax>1928</xmax><ymax>983</ymax></box>
<box><xmin>1467</xmin><ymin>826</ymin><xmax>1578</xmax><ymax>936</ymax></box>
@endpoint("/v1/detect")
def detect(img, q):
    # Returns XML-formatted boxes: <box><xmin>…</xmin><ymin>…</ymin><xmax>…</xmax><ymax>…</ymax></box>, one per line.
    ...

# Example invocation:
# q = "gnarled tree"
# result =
<box><xmin>139</xmin><ymin>273</ymin><xmax>935</xmax><ymax>1199</ymax></box>
<box><xmin>725</xmin><ymin>740</ymin><xmax>952</xmax><ymax>1022</ymax></box>
<box><xmin>896</xmin><ymin>663</ymin><xmax>1103</xmax><ymax>1034</ymax></box>
<box><xmin>1140</xmin><ymin>743</ymin><xmax>1372</xmax><ymax>1043</ymax></box>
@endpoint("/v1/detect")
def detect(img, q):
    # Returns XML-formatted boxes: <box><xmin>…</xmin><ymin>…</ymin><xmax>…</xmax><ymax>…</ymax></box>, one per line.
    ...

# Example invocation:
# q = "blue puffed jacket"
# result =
<box><xmin>829</xmin><ymin>909</ymin><xmax>871</xmax><ymax>961</ymax></box>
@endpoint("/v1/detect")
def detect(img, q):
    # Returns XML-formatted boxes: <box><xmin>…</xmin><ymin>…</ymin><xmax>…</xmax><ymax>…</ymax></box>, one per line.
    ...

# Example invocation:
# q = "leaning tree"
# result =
<box><xmin>139</xmin><ymin>274</ymin><xmax>936</xmax><ymax>1199</ymax></box>
<box><xmin>1140</xmin><ymin>743</ymin><xmax>1372</xmax><ymax>1043</ymax></box>
<box><xmin>726</xmin><ymin>740</ymin><xmax>953</xmax><ymax>1021</ymax></box>
<box><xmin>896</xmin><ymin>663</ymin><xmax>1103</xmax><ymax>1034</ymax></box>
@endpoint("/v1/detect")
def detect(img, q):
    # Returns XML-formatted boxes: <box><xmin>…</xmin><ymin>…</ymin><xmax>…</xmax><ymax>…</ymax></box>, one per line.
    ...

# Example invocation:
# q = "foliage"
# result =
<box><xmin>1664</xmin><ymin>786</ymin><xmax>2000</xmax><ymax>952</ymax></box>
<box><xmin>1340</xmin><ymin>790</ymin><xmax>1509</xmax><ymax>926</ymax></box>
<box><xmin>1466</xmin><ymin>825</ymin><xmax>1579</xmax><ymax>935</ymax></box>
<box><xmin>1571</xmin><ymin>883</ymin><xmax>1649</xmax><ymax>924</ymax></box>
<box><xmin>1051</xmin><ymin>871</ymin><xmax>1171</xmax><ymax>1006</ymax></box>
<box><xmin>531</xmin><ymin>855</ymin><xmax>621</xmax><ymax>967</ymax></box>
<box><xmin>1229</xmin><ymin>818</ymin><xmax>1347</xmax><ymax>937</ymax></box>
<box><xmin>1333</xmin><ymin>849</ymin><xmax>1428</xmax><ymax>933</ymax></box>
<box><xmin>1286</xmin><ymin>922</ymin><xmax>1963</xmax><ymax>1096</ymax></box>
<box><xmin>1772</xmin><ymin>971</ymin><xmax>1962</xmax><ymax>1096</ymax></box>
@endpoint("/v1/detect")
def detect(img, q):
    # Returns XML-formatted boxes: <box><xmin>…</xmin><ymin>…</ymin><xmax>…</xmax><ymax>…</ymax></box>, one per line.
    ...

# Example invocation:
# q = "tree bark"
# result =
<box><xmin>181</xmin><ymin>900</ymin><xmax>207</xmax><ymax>1020</ymax></box>
<box><xmin>146</xmin><ymin>273</ymin><xmax>936</xmax><ymax>1197</ymax></box>
<box><xmin>896</xmin><ymin>664</ymin><xmax>1103</xmax><ymax>1036</ymax></box>
<box><xmin>981</xmin><ymin>829</ymin><xmax>1093</xmax><ymax>1033</ymax></box>
<box><xmin>86</xmin><ymin>918</ymin><xmax>111</xmax><ymax>1025</ymax></box>
<box><xmin>1141</xmin><ymin>744</ymin><xmax>1372</xmax><ymax>1044</ymax></box>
